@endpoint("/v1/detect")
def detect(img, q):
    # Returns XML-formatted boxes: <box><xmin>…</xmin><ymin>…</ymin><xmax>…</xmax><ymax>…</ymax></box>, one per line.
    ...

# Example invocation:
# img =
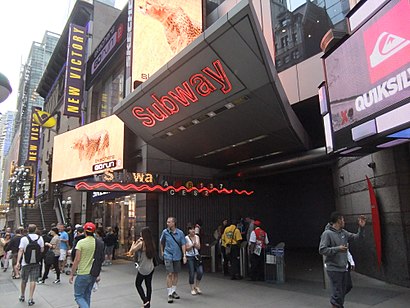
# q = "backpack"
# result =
<box><xmin>24</xmin><ymin>235</ymin><xmax>41</xmax><ymax>264</ymax></box>
<box><xmin>90</xmin><ymin>238</ymin><xmax>105</xmax><ymax>277</ymax></box>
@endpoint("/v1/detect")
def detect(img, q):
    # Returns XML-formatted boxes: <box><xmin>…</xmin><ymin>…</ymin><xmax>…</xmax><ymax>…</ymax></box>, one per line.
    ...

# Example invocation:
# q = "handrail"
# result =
<box><xmin>38</xmin><ymin>199</ymin><xmax>46</xmax><ymax>230</ymax></box>
<box><xmin>57</xmin><ymin>198</ymin><xmax>66</xmax><ymax>225</ymax></box>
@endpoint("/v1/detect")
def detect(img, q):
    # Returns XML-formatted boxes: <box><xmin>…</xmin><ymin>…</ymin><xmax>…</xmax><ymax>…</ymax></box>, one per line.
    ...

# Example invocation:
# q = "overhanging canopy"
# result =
<box><xmin>115</xmin><ymin>0</ymin><xmax>310</xmax><ymax>169</ymax></box>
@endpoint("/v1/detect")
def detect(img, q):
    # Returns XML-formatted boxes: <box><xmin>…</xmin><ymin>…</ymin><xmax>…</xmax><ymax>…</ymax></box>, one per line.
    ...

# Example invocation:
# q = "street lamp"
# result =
<box><xmin>0</xmin><ymin>72</ymin><xmax>12</xmax><ymax>103</ymax></box>
<box><xmin>62</xmin><ymin>196</ymin><xmax>72</xmax><ymax>225</ymax></box>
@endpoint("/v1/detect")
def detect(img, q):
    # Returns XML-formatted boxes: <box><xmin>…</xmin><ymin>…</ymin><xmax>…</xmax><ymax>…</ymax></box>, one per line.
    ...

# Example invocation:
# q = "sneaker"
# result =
<box><xmin>28</xmin><ymin>299</ymin><xmax>35</xmax><ymax>306</ymax></box>
<box><xmin>171</xmin><ymin>292</ymin><xmax>180</xmax><ymax>299</ymax></box>
<box><xmin>195</xmin><ymin>287</ymin><xmax>202</xmax><ymax>294</ymax></box>
<box><xmin>36</xmin><ymin>280</ymin><xmax>44</xmax><ymax>284</ymax></box>
<box><xmin>53</xmin><ymin>279</ymin><xmax>60</xmax><ymax>284</ymax></box>
<box><xmin>18</xmin><ymin>296</ymin><xmax>25</xmax><ymax>302</ymax></box>
<box><xmin>191</xmin><ymin>289</ymin><xmax>197</xmax><ymax>295</ymax></box>
<box><xmin>167</xmin><ymin>295</ymin><xmax>173</xmax><ymax>303</ymax></box>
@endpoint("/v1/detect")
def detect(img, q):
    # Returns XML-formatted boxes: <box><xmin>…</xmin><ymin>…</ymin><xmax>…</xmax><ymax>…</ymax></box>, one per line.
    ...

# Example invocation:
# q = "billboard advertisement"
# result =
<box><xmin>325</xmin><ymin>0</ymin><xmax>410</xmax><ymax>134</ymax></box>
<box><xmin>131</xmin><ymin>0</ymin><xmax>203</xmax><ymax>88</ymax></box>
<box><xmin>86</xmin><ymin>5</ymin><xmax>127</xmax><ymax>88</ymax></box>
<box><xmin>27</xmin><ymin>106</ymin><xmax>42</xmax><ymax>164</ymax></box>
<box><xmin>63</xmin><ymin>24</ymin><xmax>87</xmax><ymax>117</ymax></box>
<box><xmin>51</xmin><ymin>115</ymin><xmax>124</xmax><ymax>182</ymax></box>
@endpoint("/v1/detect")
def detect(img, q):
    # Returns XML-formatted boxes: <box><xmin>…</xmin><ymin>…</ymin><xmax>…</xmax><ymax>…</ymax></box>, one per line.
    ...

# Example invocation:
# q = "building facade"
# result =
<box><xmin>20</xmin><ymin>0</ymin><xmax>410</xmax><ymax>288</ymax></box>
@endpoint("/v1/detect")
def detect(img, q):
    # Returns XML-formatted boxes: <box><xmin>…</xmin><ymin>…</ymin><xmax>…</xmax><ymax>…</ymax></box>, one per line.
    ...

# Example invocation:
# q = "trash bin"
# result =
<box><xmin>265</xmin><ymin>243</ymin><xmax>285</xmax><ymax>284</ymax></box>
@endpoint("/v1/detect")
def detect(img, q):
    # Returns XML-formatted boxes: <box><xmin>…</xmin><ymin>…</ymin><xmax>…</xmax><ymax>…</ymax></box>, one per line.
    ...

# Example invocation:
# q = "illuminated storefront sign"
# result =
<box><xmin>131</xmin><ymin>0</ymin><xmax>203</xmax><ymax>87</ymax></box>
<box><xmin>131</xmin><ymin>59</ymin><xmax>233</xmax><ymax>127</ymax></box>
<box><xmin>52</xmin><ymin>115</ymin><xmax>124</xmax><ymax>182</ymax></box>
<box><xmin>63</xmin><ymin>24</ymin><xmax>87</xmax><ymax>117</ymax></box>
<box><xmin>27</xmin><ymin>106</ymin><xmax>41</xmax><ymax>163</ymax></box>
<box><xmin>78</xmin><ymin>170</ymin><xmax>253</xmax><ymax>195</ymax></box>
<box><xmin>75</xmin><ymin>181</ymin><xmax>254</xmax><ymax>196</ymax></box>
<box><xmin>325</xmin><ymin>0</ymin><xmax>410</xmax><ymax>133</ymax></box>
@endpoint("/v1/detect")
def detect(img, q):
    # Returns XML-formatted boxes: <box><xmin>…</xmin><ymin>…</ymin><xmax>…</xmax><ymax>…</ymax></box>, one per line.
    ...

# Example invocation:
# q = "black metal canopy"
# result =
<box><xmin>115</xmin><ymin>1</ymin><xmax>311</xmax><ymax>170</ymax></box>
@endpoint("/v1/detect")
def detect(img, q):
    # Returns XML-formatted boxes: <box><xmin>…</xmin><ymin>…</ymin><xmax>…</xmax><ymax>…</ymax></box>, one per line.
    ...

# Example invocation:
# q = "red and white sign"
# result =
<box><xmin>364</xmin><ymin>0</ymin><xmax>410</xmax><ymax>83</ymax></box>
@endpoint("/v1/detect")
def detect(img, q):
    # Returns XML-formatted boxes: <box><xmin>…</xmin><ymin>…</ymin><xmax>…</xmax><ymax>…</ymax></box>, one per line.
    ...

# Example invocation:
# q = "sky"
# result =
<box><xmin>0</xmin><ymin>0</ymin><xmax>127</xmax><ymax>114</ymax></box>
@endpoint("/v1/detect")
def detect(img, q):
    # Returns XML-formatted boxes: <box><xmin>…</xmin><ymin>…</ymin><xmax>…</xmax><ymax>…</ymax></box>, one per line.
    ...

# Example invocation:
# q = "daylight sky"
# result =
<box><xmin>0</xmin><ymin>0</ymin><xmax>127</xmax><ymax>114</ymax></box>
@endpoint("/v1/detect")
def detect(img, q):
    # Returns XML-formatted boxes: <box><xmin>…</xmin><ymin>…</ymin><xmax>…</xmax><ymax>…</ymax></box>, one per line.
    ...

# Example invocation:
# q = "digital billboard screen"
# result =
<box><xmin>325</xmin><ymin>0</ymin><xmax>410</xmax><ymax>135</ymax></box>
<box><xmin>131</xmin><ymin>0</ymin><xmax>203</xmax><ymax>86</ymax></box>
<box><xmin>51</xmin><ymin>115</ymin><xmax>124</xmax><ymax>182</ymax></box>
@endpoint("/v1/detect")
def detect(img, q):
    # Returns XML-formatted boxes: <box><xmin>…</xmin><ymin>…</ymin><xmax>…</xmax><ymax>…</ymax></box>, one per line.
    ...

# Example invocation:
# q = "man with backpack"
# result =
<box><xmin>69</xmin><ymin>222</ymin><xmax>105</xmax><ymax>308</ymax></box>
<box><xmin>15</xmin><ymin>224</ymin><xmax>44</xmax><ymax>306</ymax></box>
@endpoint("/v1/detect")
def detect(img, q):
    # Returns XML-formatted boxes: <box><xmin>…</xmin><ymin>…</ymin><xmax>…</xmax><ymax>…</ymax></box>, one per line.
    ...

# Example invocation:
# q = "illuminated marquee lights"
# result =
<box><xmin>132</xmin><ymin>59</ymin><xmax>233</xmax><ymax>127</ymax></box>
<box><xmin>75</xmin><ymin>182</ymin><xmax>254</xmax><ymax>196</ymax></box>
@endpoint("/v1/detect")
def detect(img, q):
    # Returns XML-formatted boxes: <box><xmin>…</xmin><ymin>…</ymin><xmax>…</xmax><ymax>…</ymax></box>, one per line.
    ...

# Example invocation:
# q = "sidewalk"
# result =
<box><xmin>1</xmin><ymin>259</ymin><xmax>409</xmax><ymax>308</ymax></box>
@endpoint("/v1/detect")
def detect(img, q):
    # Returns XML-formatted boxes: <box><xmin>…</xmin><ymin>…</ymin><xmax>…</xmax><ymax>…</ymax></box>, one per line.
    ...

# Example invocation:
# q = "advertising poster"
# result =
<box><xmin>132</xmin><ymin>0</ymin><xmax>203</xmax><ymax>86</ymax></box>
<box><xmin>51</xmin><ymin>115</ymin><xmax>124</xmax><ymax>182</ymax></box>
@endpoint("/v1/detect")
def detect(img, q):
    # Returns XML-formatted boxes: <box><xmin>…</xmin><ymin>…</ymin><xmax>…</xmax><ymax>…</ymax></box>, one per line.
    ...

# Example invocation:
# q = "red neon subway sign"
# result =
<box><xmin>131</xmin><ymin>59</ymin><xmax>233</xmax><ymax>127</ymax></box>
<box><xmin>75</xmin><ymin>181</ymin><xmax>254</xmax><ymax>196</ymax></box>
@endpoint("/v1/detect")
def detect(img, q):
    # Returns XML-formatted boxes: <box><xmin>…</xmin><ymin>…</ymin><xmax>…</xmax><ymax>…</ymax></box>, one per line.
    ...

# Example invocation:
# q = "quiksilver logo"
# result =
<box><xmin>370</xmin><ymin>32</ymin><xmax>410</xmax><ymax>68</ymax></box>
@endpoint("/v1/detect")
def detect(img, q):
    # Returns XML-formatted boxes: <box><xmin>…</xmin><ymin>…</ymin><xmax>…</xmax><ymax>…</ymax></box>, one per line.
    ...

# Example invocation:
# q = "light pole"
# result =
<box><xmin>62</xmin><ymin>196</ymin><xmax>72</xmax><ymax>225</ymax></box>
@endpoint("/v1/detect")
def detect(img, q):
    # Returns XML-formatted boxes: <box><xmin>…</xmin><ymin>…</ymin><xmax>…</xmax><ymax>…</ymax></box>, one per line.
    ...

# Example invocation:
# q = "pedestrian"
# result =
<box><xmin>160</xmin><ymin>217</ymin><xmax>187</xmax><ymax>304</ymax></box>
<box><xmin>38</xmin><ymin>227</ymin><xmax>61</xmax><ymax>284</ymax></box>
<box><xmin>248</xmin><ymin>220</ymin><xmax>269</xmax><ymax>281</ymax></box>
<box><xmin>185</xmin><ymin>223</ymin><xmax>204</xmax><ymax>295</ymax></box>
<box><xmin>15</xmin><ymin>224</ymin><xmax>44</xmax><ymax>306</ymax></box>
<box><xmin>221</xmin><ymin>219</ymin><xmax>242</xmax><ymax>280</ymax></box>
<box><xmin>71</xmin><ymin>227</ymin><xmax>85</xmax><ymax>262</ymax></box>
<box><xmin>0</xmin><ymin>232</ymin><xmax>11</xmax><ymax>271</ymax></box>
<box><xmin>57</xmin><ymin>223</ymin><xmax>69</xmax><ymax>273</ymax></box>
<box><xmin>319</xmin><ymin>212</ymin><xmax>366</xmax><ymax>308</ymax></box>
<box><xmin>8</xmin><ymin>227</ymin><xmax>24</xmax><ymax>279</ymax></box>
<box><xmin>69</xmin><ymin>222</ymin><xmax>105</xmax><ymax>308</ymax></box>
<box><xmin>103</xmin><ymin>226</ymin><xmax>117</xmax><ymax>266</ymax></box>
<box><xmin>214</xmin><ymin>219</ymin><xmax>228</xmax><ymax>274</ymax></box>
<box><xmin>127</xmin><ymin>227</ymin><xmax>156</xmax><ymax>308</ymax></box>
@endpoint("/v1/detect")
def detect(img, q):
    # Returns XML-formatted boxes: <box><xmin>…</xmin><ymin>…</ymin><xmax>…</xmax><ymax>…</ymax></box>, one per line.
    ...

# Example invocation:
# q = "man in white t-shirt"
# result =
<box><xmin>16</xmin><ymin>224</ymin><xmax>44</xmax><ymax>306</ymax></box>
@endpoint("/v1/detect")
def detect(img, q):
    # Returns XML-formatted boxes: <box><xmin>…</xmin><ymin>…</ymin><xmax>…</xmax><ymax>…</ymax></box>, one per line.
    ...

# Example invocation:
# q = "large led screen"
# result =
<box><xmin>52</xmin><ymin>115</ymin><xmax>124</xmax><ymax>182</ymax></box>
<box><xmin>132</xmin><ymin>0</ymin><xmax>203</xmax><ymax>86</ymax></box>
<box><xmin>325</xmin><ymin>0</ymin><xmax>410</xmax><ymax>133</ymax></box>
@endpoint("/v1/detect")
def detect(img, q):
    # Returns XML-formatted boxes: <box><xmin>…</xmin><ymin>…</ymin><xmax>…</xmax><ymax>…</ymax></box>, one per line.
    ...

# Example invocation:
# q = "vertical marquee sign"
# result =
<box><xmin>63</xmin><ymin>24</ymin><xmax>87</xmax><ymax>117</ymax></box>
<box><xmin>27</xmin><ymin>106</ymin><xmax>42</xmax><ymax>163</ymax></box>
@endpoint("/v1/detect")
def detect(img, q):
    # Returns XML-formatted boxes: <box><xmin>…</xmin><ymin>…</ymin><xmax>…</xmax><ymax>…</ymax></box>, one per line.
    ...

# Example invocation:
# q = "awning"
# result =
<box><xmin>115</xmin><ymin>1</ymin><xmax>310</xmax><ymax>170</ymax></box>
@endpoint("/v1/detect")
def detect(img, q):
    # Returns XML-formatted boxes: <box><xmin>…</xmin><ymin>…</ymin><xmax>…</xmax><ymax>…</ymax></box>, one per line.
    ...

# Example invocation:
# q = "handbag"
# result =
<box><xmin>194</xmin><ymin>254</ymin><xmax>203</xmax><ymax>266</ymax></box>
<box><xmin>44</xmin><ymin>250</ymin><xmax>55</xmax><ymax>265</ymax></box>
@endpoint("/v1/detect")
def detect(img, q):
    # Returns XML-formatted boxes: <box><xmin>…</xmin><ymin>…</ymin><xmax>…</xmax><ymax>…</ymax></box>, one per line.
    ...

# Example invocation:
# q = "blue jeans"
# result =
<box><xmin>187</xmin><ymin>256</ymin><xmax>203</xmax><ymax>285</ymax></box>
<box><xmin>74</xmin><ymin>274</ymin><xmax>96</xmax><ymax>308</ymax></box>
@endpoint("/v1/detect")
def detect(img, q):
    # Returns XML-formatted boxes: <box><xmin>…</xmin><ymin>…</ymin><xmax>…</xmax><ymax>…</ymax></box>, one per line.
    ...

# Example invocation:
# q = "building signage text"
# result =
<box><xmin>63</xmin><ymin>24</ymin><xmax>87</xmax><ymax>117</ymax></box>
<box><xmin>131</xmin><ymin>59</ymin><xmax>233</xmax><ymax>127</ymax></box>
<box><xmin>27</xmin><ymin>106</ymin><xmax>42</xmax><ymax>163</ymax></box>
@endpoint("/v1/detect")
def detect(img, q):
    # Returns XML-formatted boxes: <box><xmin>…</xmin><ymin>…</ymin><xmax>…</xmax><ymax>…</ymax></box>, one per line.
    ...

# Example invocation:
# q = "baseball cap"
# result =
<box><xmin>83</xmin><ymin>222</ymin><xmax>96</xmax><ymax>233</ymax></box>
<box><xmin>75</xmin><ymin>224</ymin><xmax>82</xmax><ymax>229</ymax></box>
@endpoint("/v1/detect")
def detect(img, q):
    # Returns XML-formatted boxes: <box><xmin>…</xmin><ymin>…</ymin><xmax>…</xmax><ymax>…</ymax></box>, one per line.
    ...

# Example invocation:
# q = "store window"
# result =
<box><xmin>96</xmin><ymin>67</ymin><xmax>124</xmax><ymax>120</ymax></box>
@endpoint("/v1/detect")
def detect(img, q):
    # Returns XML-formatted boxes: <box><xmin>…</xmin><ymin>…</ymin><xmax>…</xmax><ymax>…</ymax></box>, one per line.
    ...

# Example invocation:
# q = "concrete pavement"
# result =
<box><xmin>1</xmin><ymin>258</ymin><xmax>410</xmax><ymax>308</ymax></box>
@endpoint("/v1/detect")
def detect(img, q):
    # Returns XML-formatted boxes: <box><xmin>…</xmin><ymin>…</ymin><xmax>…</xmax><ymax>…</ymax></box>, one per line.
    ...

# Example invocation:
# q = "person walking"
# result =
<box><xmin>127</xmin><ymin>227</ymin><xmax>156</xmax><ymax>308</ymax></box>
<box><xmin>221</xmin><ymin>220</ymin><xmax>242</xmax><ymax>280</ymax></box>
<box><xmin>69</xmin><ymin>222</ymin><xmax>105</xmax><ymax>308</ymax></box>
<box><xmin>248</xmin><ymin>220</ymin><xmax>269</xmax><ymax>281</ymax></box>
<box><xmin>185</xmin><ymin>223</ymin><xmax>204</xmax><ymax>295</ymax></box>
<box><xmin>57</xmin><ymin>223</ymin><xmax>69</xmax><ymax>273</ymax></box>
<box><xmin>8</xmin><ymin>227</ymin><xmax>24</xmax><ymax>279</ymax></box>
<box><xmin>15</xmin><ymin>224</ymin><xmax>44</xmax><ymax>306</ymax></box>
<box><xmin>103</xmin><ymin>227</ymin><xmax>117</xmax><ymax>266</ymax></box>
<box><xmin>319</xmin><ymin>212</ymin><xmax>366</xmax><ymax>308</ymax></box>
<box><xmin>38</xmin><ymin>227</ymin><xmax>61</xmax><ymax>284</ymax></box>
<box><xmin>0</xmin><ymin>232</ymin><xmax>11</xmax><ymax>272</ymax></box>
<box><xmin>160</xmin><ymin>217</ymin><xmax>187</xmax><ymax>304</ymax></box>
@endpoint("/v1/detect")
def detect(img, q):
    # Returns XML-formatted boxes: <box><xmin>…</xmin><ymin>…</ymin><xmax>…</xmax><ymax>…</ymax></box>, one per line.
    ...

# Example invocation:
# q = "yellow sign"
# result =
<box><xmin>32</xmin><ymin>110</ymin><xmax>57</xmax><ymax>128</ymax></box>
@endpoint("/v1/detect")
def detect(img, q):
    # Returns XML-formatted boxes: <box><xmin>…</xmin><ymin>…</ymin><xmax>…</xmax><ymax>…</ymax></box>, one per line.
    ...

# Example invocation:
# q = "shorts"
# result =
<box><xmin>21</xmin><ymin>264</ymin><xmax>40</xmax><ymax>282</ymax></box>
<box><xmin>164</xmin><ymin>259</ymin><xmax>181</xmax><ymax>273</ymax></box>
<box><xmin>105</xmin><ymin>245</ymin><xmax>114</xmax><ymax>256</ymax></box>
<box><xmin>59</xmin><ymin>249</ymin><xmax>67</xmax><ymax>261</ymax></box>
